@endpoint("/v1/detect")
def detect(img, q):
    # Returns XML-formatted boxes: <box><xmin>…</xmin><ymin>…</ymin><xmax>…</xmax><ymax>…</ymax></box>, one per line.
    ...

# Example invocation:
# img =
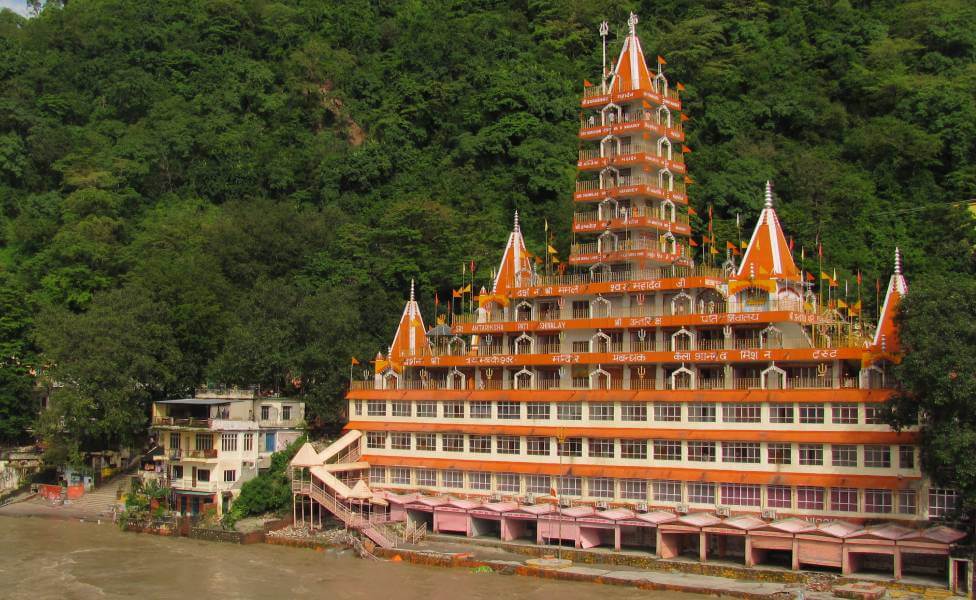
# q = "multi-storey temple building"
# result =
<box><xmin>291</xmin><ymin>14</ymin><xmax>965</xmax><ymax>584</ymax></box>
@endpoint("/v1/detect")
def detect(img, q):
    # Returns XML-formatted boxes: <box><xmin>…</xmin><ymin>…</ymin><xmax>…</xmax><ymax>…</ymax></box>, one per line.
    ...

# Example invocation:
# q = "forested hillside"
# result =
<box><xmin>0</xmin><ymin>1</ymin><xmax>973</xmax><ymax>459</ymax></box>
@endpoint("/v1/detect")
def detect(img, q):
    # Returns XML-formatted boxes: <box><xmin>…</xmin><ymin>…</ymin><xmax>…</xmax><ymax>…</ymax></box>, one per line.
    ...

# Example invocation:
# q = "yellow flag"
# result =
<box><xmin>459</xmin><ymin>284</ymin><xmax>472</xmax><ymax>294</ymax></box>
<box><xmin>547</xmin><ymin>244</ymin><xmax>558</xmax><ymax>254</ymax></box>
<box><xmin>709</xmin><ymin>246</ymin><xmax>718</xmax><ymax>255</ymax></box>
<box><xmin>820</xmin><ymin>271</ymin><xmax>831</xmax><ymax>280</ymax></box>
<box><xmin>740</xmin><ymin>240</ymin><xmax>748</xmax><ymax>249</ymax></box>
<box><xmin>837</xmin><ymin>300</ymin><xmax>848</xmax><ymax>309</ymax></box>
<box><xmin>551</xmin><ymin>257</ymin><xmax>560</xmax><ymax>264</ymax></box>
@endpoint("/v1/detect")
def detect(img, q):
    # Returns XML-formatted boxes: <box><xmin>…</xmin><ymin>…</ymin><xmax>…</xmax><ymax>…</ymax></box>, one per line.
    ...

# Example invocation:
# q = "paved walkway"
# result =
<box><xmin>0</xmin><ymin>475</ymin><xmax>129</xmax><ymax>521</ymax></box>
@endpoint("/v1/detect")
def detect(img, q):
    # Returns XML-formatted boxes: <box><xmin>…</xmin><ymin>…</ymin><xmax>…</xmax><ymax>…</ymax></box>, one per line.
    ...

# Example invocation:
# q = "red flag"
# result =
<box><xmin>876</xmin><ymin>278</ymin><xmax>881</xmax><ymax>294</ymax></box>
<box><xmin>805</xmin><ymin>272</ymin><xmax>815</xmax><ymax>282</ymax></box>
<box><xmin>856</xmin><ymin>270</ymin><xmax>862</xmax><ymax>286</ymax></box>
<box><xmin>583</xmin><ymin>79</ymin><xmax>594</xmax><ymax>87</ymax></box>
<box><xmin>676</xmin><ymin>82</ymin><xmax>685</xmax><ymax>91</ymax></box>
<box><xmin>681</xmin><ymin>145</ymin><xmax>692</xmax><ymax>154</ymax></box>
<box><xmin>470</xmin><ymin>260</ymin><xmax>475</xmax><ymax>274</ymax></box>
<box><xmin>817</xmin><ymin>239</ymin><xmax>823</xmax><ymax>258</ymax></box>
<box><xmin>689</xmin><ymin>238</ymin><xmax>699</xmax><ymax>247</ymax></box>
<box><xmin>434</xmin><ymin>293</ymin><xmax>439</xmax><ymax>307</ymax></box>
<box><xmin>789</xmin><ymin>237</ymin><xmax>795</xmax><ymax>252</ymax></box>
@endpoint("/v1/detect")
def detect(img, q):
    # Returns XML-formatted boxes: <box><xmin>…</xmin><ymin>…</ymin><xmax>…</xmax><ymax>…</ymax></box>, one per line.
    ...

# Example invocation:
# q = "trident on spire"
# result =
<box><xmin>627</xmin><ymin>12</ymin><xmax>638</xmax><ymax>37</ymax></box>
<box><xmin>599</xmin><ymin>20</ymin><xmax>609</xmax><ymax>92</ymax></box>
<box><xmin>764</xmin><ymin>180</ymin><xmax>774</xmax><ymax>209</ymax></box>
<box><xmin>894</xmin><ymin>247</ymin><xmax>901</xmax><ymax>275</ymax></box>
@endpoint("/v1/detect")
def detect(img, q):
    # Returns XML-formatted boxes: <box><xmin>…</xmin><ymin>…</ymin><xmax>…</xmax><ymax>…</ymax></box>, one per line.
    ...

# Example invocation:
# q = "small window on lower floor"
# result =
<box><xmin>197</xmin><ymin>469</ymin><xmax>211</xmax><ymax>483</ymax></box>
<box><xmin>223</xmin><ymin>470</ymin><xmax>236</xmax><ymax>482</ymax></box>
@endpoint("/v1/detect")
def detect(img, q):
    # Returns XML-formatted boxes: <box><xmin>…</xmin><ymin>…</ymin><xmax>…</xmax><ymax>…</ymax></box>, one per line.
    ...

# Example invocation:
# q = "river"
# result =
<box><xmin>0</xmin><ymin>517</ymin><xmax>705</xmax><ymax>600</ymax></box>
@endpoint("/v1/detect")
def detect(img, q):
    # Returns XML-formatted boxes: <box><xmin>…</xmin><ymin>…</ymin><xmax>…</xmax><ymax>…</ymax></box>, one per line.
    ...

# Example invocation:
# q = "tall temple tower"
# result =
<box><xmin>289</xmin><ymin>14</ymin><xmax>964</xmax><ymax>577</ymax></box>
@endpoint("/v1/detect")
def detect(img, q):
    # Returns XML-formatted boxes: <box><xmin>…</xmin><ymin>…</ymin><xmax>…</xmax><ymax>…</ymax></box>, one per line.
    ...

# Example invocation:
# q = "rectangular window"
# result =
<box><xmin>831</xmin><ymin>488</ymin><xmax>858</xmax><ymax>512</ymax></box>
<box><xmin>367</xmin><ymin>400</ymin><xmax>386</xmax><ymax>417</ymax></box>
<box><xmin>557</xmin><ymin>402</ymin><xmax>582</xmax><ymax>421</ymax></box>
<box><xmin>171</xmin><ymin>465</ymin><xmax>183</xmax><ymax>480</ymax></box>
<box><xmin>443</xmin><ymin>402</ymin><xmax>464</xmax><ymax>419</ymax></box>
<box><xmin>469</xmin><ymin>435</ymin><xmax>492</xmax><ymax>454</ymax></box>
<box><xmin>526</xmin><ymin>475</ymin><xmax>550</xmax><ymax>495</ymax></box>
<box><xmin>369</xmin><ymin>467</ymin><xmax>386</xmax><ymax>485</ymax></box>
<box><xmin>558</xmin><ymin>476</ymin><xmax>582</xmax><ymax>497</ymax></box>
<box><xmin>654</xmin><ymin>402</ymin><xmax>681</xmax><ymax>422</ymax></box>
<box><xmin>442</xmin><ymin>434</ymin><xmax>463</xmax><ymax>452</ymax></box>
<box><xmin>928</xmin><ymin>489</ymin><xmax>958</xmax><ymax>518</ymax></box>
<box><xmin>799</xmin><ymin>444</ymin><xmax>824</xmax><ymax>466</ymax></box>
<box><xmin>652</xmin><ymin>440</ymin><xmax>680</xmax><ymax>461</ymax></box>
<box><xmin>588</xmin><ymin>438</ymin><xmax>614</xmax><ymax>459</ymax></box>
<box><xmin>688</xmin><ymin>482</ymin><xmax>715</xmax><ymax>504</ymax></box>
<box><xmin>197</xmin><ymin>469</ymin><xmax>210</xmax><ymax>483</ymax></box>
<box><xmin>469</xmin><ymin>472</ymin><xmax>491</xmax><ymax>491</ymax></box>
<box><xmin>720</xmin><ymin>483</ymin><xmax>760</xmax><ymax>507</ymax></box>
<box><xmin>621</xmin><ymin>403</ymin><xmax>647</xmax><ymax>422</ymax></box>
<box><xmin>442</xmin><ymin>470</ymin><xmax>463</xmax><ymax>489</ymax></box>
<box><xmin>497</xmin><ymin>401</ymin><xmax>520</xmax><ymax>419</ymax></box>
<box><xmin>416</xmin><ymin>469</ymin><xmax>436</xmax><ymax>487</ymax></box>
<box><xmin>798</xmin><ymin>403</ymin><xmax>824</xmax><ymax>424</ymax></box>
<box><xmin>391</xmin><ymin>401</ymin><xmax>411</xmax><ymax>417</ymax></box>
<box><xmin>623</xmin><ymin>440</ymin><xmax>649</xmax><ymax>460</ymax></box>
<box><xmin>767</xmin><ymin>443</ymin><xmax>792</xmax><ymax>465</ymax></box>
<box><xmin>527</xmin><ymin>403</ymin><xmax>550</xmax><ymax>420</ymax></box>
<box><xmin>864</xmin><ymin>445</ymin><xmax>891</xmax><ymax>468</ymax></box>
<box><xmin>391</xmin><ymin>468</ymin><xmax>411</xmax><ymax>485</ymax></box>
<box><xmin>652</xmin><ymin>480</ymin><xmax>682</xmax><ymax>503</ymax></box>
<box><xmin>470</xmin><ymin>401</ymin><xmax>491</xmax><ymax>419</ymax></box>
<box><xmin>497</xmin><ymin>473</ymin><xmax>520</xmax><ymax>493</ymax></box>
<box><xmin>589</xmin><ymin>478</ymin><xmax>614</xmax><ymax>499</ymax></box>
<box><xmin>688</xmin><ymin>441</ymin><xmax>716</xmax><ymax>462</ymax></box>
<box><xmin>620</xmin><ymin>479</ymin><xmax>647</xmax><ymax>500</ymax></box>
<box><xmin>497</xmin><ymin>436</ymin><xmax>521</xmax><ymax>455</ymax></box>
<box><xmin>557</xmin><ymin>437</ymin><xmax>582</xmax><ymax>457</ymax></box>
<box><xmin>223</xmin><ymin>470</ymin><xmax>236</xmax><ymax>482</ymax></box>
<box><xmin>864</xmin><ymin>404</ymin><xmax>884</xmax><ymax>424</ymax></box>
<box><xmin>282</xmin><ymin>405</ymin><xmax>292</xmax><ymax>420</ymax></box>
<box><xmin>417</xmin><ymin>401</ymin><xmax>436</xmax><ymax>418</ymax></box>
<box><xmin>366</xmin><ymin>432</ymin><xmax>386</xmax><ymax>449</ymax></box>
<box><xmin>831</xmin><ymin>403</ymin><xmax>858</xmax><ymax>424</ymax></box>
<box><xmin>354</xmin><ymin>400</ymin><xmax>362</xmax><ymax>416</ymax></box>
<box><xmin>899</xmin><ymin>445</ymin><xmax>915</xmax><ymax>469</ymax></box>
<box><xmin>260</xmin><ymin>406</ymin><xmax>270</xmax><ymax>420</ymax></box>
<box><xmin>527</xmin><ymin>436</ymin><xmax>550</xmax><ymax>456</ymax></box>
<box><xmin>766</xmin><ymin>485</ymin><xmax>792</xmax><ymax>509</ymax></box>
<box><xmin>169</xmin><ymin>433</ymin><xmax>181</xmax><ymax>450</ymax></box>
<box><xmin>797</xmin><ymin>486</ymin><xmax>825</xmax><ymax>510</ymax></box>
<box><xmin>589</xmin><ymin>402</ymin><xmax>614</xmax><ymax>421</ymax></box>
<box><xmin>723</xmin><ymin>403</ymin><xmax>761</xmax><ymax>423</ymax></box>
<box><xmin>221</xmin><ymin>433</ymin><xmax>237</xmax><ymax>452</ymax></box>
<box><xmin>832</xmin><ymin>445</ymin><xmax>857</xmax><ymax>467</ymax></box>
<box><xmin>688</xmin><ymin>403</ymin><xmax>716</xmax><ymax>422</ymax></box>
<box><xmin>243</xmin><ymin>433</ymin><xmax>253</xmax><ymax>452</ymax></box>
<box><xmin>415</xmin><ymin>433</ymin><xmax>436</xmax><ymax>451</ymax></box>
<box><xmin>722</xmin><ymin>442</ymin><xmax>760</xmax><ymax>463</ymax></box>
<box><xmin>195</xmin><ymin>434</ymin><xmax>212</xmax><ymax>451</ymax></box>
<box><xmin>390</xmin><ymin>433</ymin><xmax>411</xmax><ymax>450</ymax></box>
<box><xmin>769</xmin><ymin>404</ymin><xmax>795</xmax><ymax>424</ymax></box>
<box><xmin>865</xmin><ymin>489</ymin><xmax>892</xmax><ymax>513</ymax></box>
<box><xmin>898</xmin><ymin>490</ymin><xmax>917</xmax><ymax>515</ymax></box>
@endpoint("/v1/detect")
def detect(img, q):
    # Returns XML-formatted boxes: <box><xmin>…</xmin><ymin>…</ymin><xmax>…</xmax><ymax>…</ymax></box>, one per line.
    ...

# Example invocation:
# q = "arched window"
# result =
<box><xmin>670</xmin><ymin>365</ymin><xmax>695</xmax><ymax>390</ymax></box>
<box><xmin>861</xmin><ymin>365</ymin><xmax>886</xmax><ymax>390</ymax></box>
<box><xmin>382</xmin><ymin>371</ymin><xmax>400</xmax><ymax>390</ymax></box>
<box><xmin>599</xmin><ymin>166</ymin><xmax>620</xmax><ymax>190</ymax></box>
<box><xmin>515</xmin><ymin>301</ymin><xmax>533</xmax><ymax>322</ymax></box>
<box><xmin>447</xmin><ymin>335</ymin><xmax>466</xmax><ymax>356</ymax></box>
<box><xmin>761</xmin><ymin>363</ymin><xmax>786</xmax><ymax>390</ymax></box>
<box><xmin>601</xmin><ymin>135</ymin><xmax>621</xmax><ymax>158</ymax></box>
<box><xmin>589</xmin><ymin>262</ymin><xmax>611</xmax><ymax>282</ymax></box>
<box><xmin>597</xmin><ymin>230</ymin><xmax>618</xmax><ymax>253</ymax></box>
<box><xmin>598</xmin><ymin>198</ymin><xmax>618</xmax><ymax>221</ymax></box>
<box><xmin>589</xmin><ymin>367</ymin><xmax>611</xmax><ymax>390</ymax></box>
<box><xmin>591</xmin><ymin>295</ymin><xmax>611</xmax><ymax>318</ymax></box>
<box><xmin>590</xmin><ymin>331</ymin><xmax>612</xmax><ymax>353</ymax></box>
<box><xmin>446</xmin><ymin>368</ymin><xmax>466</xmax><ymax>390</ymax></box>
<box><xmin>671</xmin><ymin>328</ymin><xmax>695</xmax><ymax>351</ymax></box>
<box><xmin>601</xmin><ymin>103</ymin><xmax>622</xmax><ymax>126</ymax></box>
<box><xmin>661</xmin><ymin>232</ymin><xmax>677</xmax><ymax>254</ymax></box>
<box><xmin>513</xmin><ymin>368</ymin><xmax>535</xmax><ymax>390</ymax></box>
<box><xmin>658</xmin><ymin>169</ymin><xmax>674</xmax><ymax>192</ymax></box>
<box><xmin>653</xmin><ymin>72</ymin><xmax>668</xmax><ymax>96</ymax></box>
<box><xmin>657</xmin><ymin>105</ymin><xmax>672</xmax><ymax>128</ymax></box>
<box><xmin>657</xmin><ymin>137</ymin><xmax>672</xmax><ymax>160</ymax></box>
<box><xmin>760</xmin><ymin>325</ymin><xmax>783</xmax><ymax>349</ymax></box>
<box><xmin>670</xmin><ymin>291</ymin><xmax>693</xmax><ymax>315</ymax></box>
<box><xmin>513</xmin><ymin>333</ymin><xmax>534</xmax><ymax>355</ymax></box>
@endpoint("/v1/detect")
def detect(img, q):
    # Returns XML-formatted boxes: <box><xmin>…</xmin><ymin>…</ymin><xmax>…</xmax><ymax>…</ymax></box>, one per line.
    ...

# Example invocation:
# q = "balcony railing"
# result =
<box><xmin>582</xmin><ymin>85</ymin><xmax>681</xmax><ymax>103</ymax></box>
<box><xmin>578</xmin><ymin>143</ymin><xmax>685</xmax><ymax>165</ymax></box>
<box><xmin>571</xmin><ymin>237</ymin><xmax>693</xmax><ymax>260</ymax></box>
<box><xmin>575</xmin><ymin>175</ymin><xmax>687</xmax><ymax>197</ymax></box>
<box><xmin>574</xmin><ymin>206</ymin><xmax>691</xmax><ymax>227</ymax></box>
<box><xmin>152</xmin><ymin>417</ymin><xmax>212</xmax><ymax>428</ymax></box>
<box><xmin>579</xmin><ymin>109</ymin><xmax>685</xmax><ymax>136</ymax></box>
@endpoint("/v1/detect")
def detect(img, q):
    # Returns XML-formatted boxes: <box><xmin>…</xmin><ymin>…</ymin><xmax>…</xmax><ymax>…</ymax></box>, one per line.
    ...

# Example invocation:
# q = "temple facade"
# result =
<box><xmin>291</xmin><ymin>14</ymin><xmax>964</xmax><ymax>582</ymax></box>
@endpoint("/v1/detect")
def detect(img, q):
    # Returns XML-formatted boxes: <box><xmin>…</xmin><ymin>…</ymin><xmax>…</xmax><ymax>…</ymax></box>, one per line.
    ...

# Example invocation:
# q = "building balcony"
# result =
<box><xmin>569</xmin><ymin>238</ymin><xmax>693</xmax><ymax>266</ymax></box>
<box><xmin>257</xmin><ymin>417</ymin><xmax>303</xmax><ymax>429</ymax></box>
<box><xmin>574</xmin><ymin>176</ymin><xmax>687</xmax><ymax>205</ymax></box>
<box><xmin>573</xmin><ymin>207</ymin><xmax>691</xmax><ymax>235</ymax></box>
<box><xmin>152</xmin><ymin>417</ymin><xmax>213</xmax><ymax>429</ymax></box>
<box><xmin>578</xmin><ymin>148</ymin><xmax>686</xmax><ymax>175</ymax></box>
<box><xmin>578</xmin><ymin>110</ymin><xmax>684</xmax><ymax>142</ymax></box>
<box><xmin>580</xmin><ymin>85</ymin><xmax>681</xmax><ymax>111</ymax></box>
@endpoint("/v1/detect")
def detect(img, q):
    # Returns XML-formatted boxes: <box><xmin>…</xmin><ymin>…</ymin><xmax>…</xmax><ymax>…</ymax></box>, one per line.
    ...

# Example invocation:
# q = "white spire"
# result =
<box><xmin>409</xmin><ymin>278</ymin><xmax>415</xmax><ymax>302</ymax></box>
<box><xmin>764</xmin><ymin>180</ymin><xmax>773</xmax><ymax>209</ymax></box>
<box><xmin>513</xmin><ymin>209</ymin><xmax>520</xmax><ymax>233</ymax></box>
<box><xmin>627</xmin><ymin>12</ymin><xmax>638</xmax><ymax>37</ymax></box>
<box><xmin>894</xmin><ymin>247</ymin><xmax>901</xmax><ymax>275</ymax></box>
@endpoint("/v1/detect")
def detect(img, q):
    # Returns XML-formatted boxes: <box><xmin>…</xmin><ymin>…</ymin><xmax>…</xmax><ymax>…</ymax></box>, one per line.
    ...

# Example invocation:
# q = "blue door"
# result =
<box><xmin>265</xmin><ymin>432</ymin><xmax>276</xmax><ymax>452</ymax></box>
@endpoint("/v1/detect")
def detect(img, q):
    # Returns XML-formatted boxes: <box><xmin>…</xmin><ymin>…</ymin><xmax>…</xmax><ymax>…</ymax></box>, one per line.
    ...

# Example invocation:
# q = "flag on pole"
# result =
<box><xmin>856</xmin><ymin>270</ymin><xmax>862</xmax><ymax>286</ymax></box>
<box><xmin>452</xmin><ymin>288</ymin><xmax>462</xmax><ymax>298</ymax></box>
<box><xmin>688</xmin><ymin>206</ymin><xmax>697</xmax><ymax>216</ymax></box>
<box><xmin>434</xmin><ymin>293</ymin><xmax>440</xmax><ymax>307</ymax></box>
<box><xmin>805</xmin><ymin>272</ymin><xmax>815</xmax><ymax>282</ymax></box>
<box><xmin>689</xmin><ymin>238</ymin><xmax>699</xmax><ymax>247</ymax></box>
<box><xmin>459</xmin><ymin>284</ymin><xmax>472</xmax><ymax>294</ymax></box>
<box><xmin>470</xmin><ymin>260</ymin><xmax>476</xmax><ymax>274</ymax></box>
<box><xmin>740</xmin><ymin>240</ymin><xmax>748</xmax><ymax>250</ymax></box>
<box><xmin>681</xmin><ymin>145</ymin><xmax>693</xmax><ymax>154</ymax></box>
<box><xmin>657</xmin><ymin>55</ymin><xmax>667</xmax><ymax>65</ymax></box>
<box><xmin>583</xmin><ymin>79</ymin><xmax>594</xmax><ymax>87</ymax></box>
<box><xmin>680</xmin><ymin>113</ymin><xmax>689</xmax><ymax>122</ymax></box>
<box><xmin>676</xmin><ymin>82</ymin><xmax>685</xmax><ymax>91</ymax></box>
<box><xmin>351</xmin><ymin>357</ymin><xmax>359</xmax><ymax>365</ymax></box>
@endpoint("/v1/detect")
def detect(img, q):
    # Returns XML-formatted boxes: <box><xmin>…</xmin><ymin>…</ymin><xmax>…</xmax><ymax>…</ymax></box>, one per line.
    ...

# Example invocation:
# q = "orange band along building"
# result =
<box><xmin>290</xmin><ymin>13</ymin><xmax>966</xmax><ymax>585</ymax></box>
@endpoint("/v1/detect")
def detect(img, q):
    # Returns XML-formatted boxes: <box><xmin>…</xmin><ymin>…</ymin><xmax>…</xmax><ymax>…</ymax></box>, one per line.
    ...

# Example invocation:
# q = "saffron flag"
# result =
<box><xmin>657</xmin><ymin>55</ymin><xmax>667</xmax><ymax>65</ymax></box>
<box><xmin>434</xmin><ymin>293</ymin><xmax>439</xmax><ymax>306</ymax></box>
<box><xmin>551</xmin><ymin>257</ymin><xmax>560</xmax><ymax>264</ymax></box>
<box><xmin>642</xmin><ymin>100</ymin><xmax>651</xmax><ymax>109</ymax></box>
<box><xmin>351</xmin><ymin>357</ymin><xmax>359</xmax><ymax>365</ymax></box>
<box><xmin>805</xmin><ymin>272</ymin><xmax>815</xmax><ymax>282</ymax></box>
<box><xmin>688</xmin><ymin>206</ymin><xmax>697</xmax><ymax>216</ymax></box>
<box><xmin>680</xmin><ymin>113</ymin><xmax>689</xmax><ymax>122</ymax></box>
<box><xmin>837</xmin><ymin>300</ymin><xmax>848</xmax><ymax>309</ymax></box>
<box><xmin>689</xmin><ymin>238</ymin><xmax>699</xmax><ymax>247</ymax></box>
<box><xmin>452</xmin><ymin>288</ymin><xmax>462</xmax><ymax>299</ymax></box>
<box><xmin>726</xmin><ymin>241</ymin><xmax>736</xmax><ymax>251</ymax></box>
<box><xmin>583</xmin><ymin>79</ymin><xmax>594</xmax><ymax>87</ymax></box>
<box><xmin>676</xmin><ymin>82</ymin><xmax>685</xmax><ymax>91</ymax></box>
<box><xmin>856</xmin><ymin>270</ymin><xmax>862</xmax><ymax>285</ymax></box>
<box><xmin>684</xmin><ymin>175</ymin><xmax>695</xmax><ymax>184</ymax></box>
<box><xmin>709</xmin><ymin>246</ymin><xmax>718</xmax><ymax>255</ymax></box>
<box><xmin>682</xmin><ymin>145</ymin><xmax>692</xmax><ymax>153</ymax></box>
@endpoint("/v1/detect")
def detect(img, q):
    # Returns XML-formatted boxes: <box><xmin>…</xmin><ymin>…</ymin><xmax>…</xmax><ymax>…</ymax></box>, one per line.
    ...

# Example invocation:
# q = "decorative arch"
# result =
<box><xmin>589</xmin><ymin>366</ymin><xmax>611</xmax><ymax>390</ymax></box>
<box><xmin>447</xmin><ymin>335</ymin><xmax>466</xmax><ymax>356</ymax></box>
<box><xmin>657</xmin><ymin>105</ymin><xmax>672</xmax><ymax>128</ymax></box>
<box><xmin>598</xmin><ymin>197</ymin><xmax>619</xmax><ymax>221</ymax></box>
<box><xmin>600</xmin><ymin>134</ymin><xmax>622</xmax><ymax>158</ymax></box>
<box><xmin>659</xmin><ymin>199</ymin><xmax>676</xmax><ymax>224</ymax></box>
<box><xmin>513</xmin><ymin>332</ymin><xmax>534</xmax><ymax>355</ymax></box>
<box><xmin>671</xmin><ymin>327</ymin><xmax>695</xmax><ymax>351</ymax></box>
<box><xmin>601</xmin><ymin>102</ymin><xmax>622</xmax><ymax>125</ymax></box>
<box><xmin>760</xmin><ymin>325</ymin><xmax>783</xmax><ymax>349</ymax></box>
<box><xmin>599</xmin><ymin>166</ymin><xmax>620</xmax><ymax>190</ymax></box>
<box><xmin>597</xmin><ymin>230</ymin><xmax>618</xmax><ymax>253</ymax></box>
<box><xmin>697</xmin><ymin>289</ymin><xmax>725</xmax><ymax>315</ymax></box>
<box><xmin>381</xmin><ymin>370</ymin><xmax>400</xmax><ymax>390</ymax></box>
<box><xmin>670</xmin><ymin>364</ymin><xmax>695</xmax><ymax>390</ymax></box>
<box><xmin>591</xmin><ymin>295</ymin><xmax>611</xmax><ymax>318</ymax></box>
<box><xmin>590</xmin><ymin>330</ymin><xmax>612</xmax><ymax>353</ymax></box>
<box><xmin>515</xmin><ymin>301</ymin><xmax>533</xmax><ymax>322</ymax></box>
<box><xmin>671</xmin><ymin>291</ymin><xmax>693</xmax><ymax>315</ymax></box>
<box><xmin>653</xmin><ymin>72</ymin><xmax>668</xmax><ymax>96</ymax></box>
<box><xmin>589</xmin><ymin>262</ymin><xmax>611</xmax><ymax>281</ymax></box>
<box><xmin>446</xmin><ymin>368</ymin><xmax>466</xmax><ymax>390</ymax></box>
<box><xmin>660</xmin><ymin>231</ymin><xmax>677</xmax><ymax>254</ymax></box>
<box><xmin>761</xmin><ymin>363</ymin><xmax>787</xmax><ymax>390</ymax></box>
<box><xmin>513</xmin><ymin>368</ymin><xmax>535</xmax><ymax>390</ymax></box>
<box><xmin>657</xmin><ymin>136</ymin><xmax>673</xmax><ymax>160</ymax></box>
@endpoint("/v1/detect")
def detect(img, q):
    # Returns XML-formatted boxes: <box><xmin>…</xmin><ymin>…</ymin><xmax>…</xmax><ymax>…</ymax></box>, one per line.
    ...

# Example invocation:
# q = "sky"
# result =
<box><xmin>0</xmin><ymin>0</ymin><xmax>29</xmax><ymax>17</ymax></box>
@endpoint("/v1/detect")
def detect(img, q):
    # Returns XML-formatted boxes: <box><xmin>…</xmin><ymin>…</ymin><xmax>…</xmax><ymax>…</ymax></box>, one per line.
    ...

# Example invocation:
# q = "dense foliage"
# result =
<box><xmin>224</xmin><ymin>434</ymin><xmax>305</xmax><ymax>527</ymax></box>
<box><xmin>889</xmin><ymin>276</ymin><xmax>976</xmax><ymax>526</ymax></box>
<box><xmin>0</xmin><ymin>1</ymin><xmax>973</xmax><ymax>455</ymax></box>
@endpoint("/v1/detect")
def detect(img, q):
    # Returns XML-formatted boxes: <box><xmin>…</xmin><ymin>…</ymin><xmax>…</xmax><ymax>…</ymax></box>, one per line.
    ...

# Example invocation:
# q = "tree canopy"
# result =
<box><xmin>0</xmin><ymin>0</ymin><xmax>973</xmax><ymax>454</ymax></box>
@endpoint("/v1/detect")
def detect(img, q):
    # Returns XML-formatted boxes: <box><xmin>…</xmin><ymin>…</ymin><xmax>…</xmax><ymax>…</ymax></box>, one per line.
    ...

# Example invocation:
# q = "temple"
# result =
<box><xmin>290</xmin><ymin>14</ymin><xmax>965</xmax><ymax>583</ymax></box>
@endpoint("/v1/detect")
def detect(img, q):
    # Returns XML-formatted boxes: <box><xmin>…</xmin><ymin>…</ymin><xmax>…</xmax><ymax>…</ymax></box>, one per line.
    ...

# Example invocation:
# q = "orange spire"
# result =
<box><xmin>388</xmin><ymin>279</ymin><xmax>430</xmax><ymax>361</ymax></box>
<box><xmin>735</xmin><ymin>181</ymin><xmax>800</xmax><ymax>281</ymax></box>
<box><xmin>872</xmin><ymin>247</ymin><xmax>908</xmax><ymax>352</ymax></box>
<box><xmin>608</xmin><ymin>13</ymin><xmax>655</xmax><ymax>94</ymax></box>
<box><xmin>491</xmin><ymin>211</ymin><xmax>533</xmax><ymax>297</ymax></box>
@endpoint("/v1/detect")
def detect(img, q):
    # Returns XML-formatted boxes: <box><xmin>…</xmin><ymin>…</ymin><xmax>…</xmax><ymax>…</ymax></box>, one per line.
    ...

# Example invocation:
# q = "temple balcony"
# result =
<box><xmin>569</xmin><ymin>237</ymin><xmax>693</xmax><ymax>266</ymax></box>
<box><xmin>574</xmin><ymin>175</ymin><xmax>687</xmax><ymax>204</ymax></box>
<box><xmin>579</xmin><ymin>111</ymin><xmax>684</xmax><ymax>143</ymax></box>
<box><xmin>580</xmin><ymin>86</ymin><xmax>681</xmax><ymax>111</ymax></box>
<box><xmin>577</xmin><ymin>145</ymin><xmax>686</xmax><ymax>174</ymax></box>
<box><xmin>573</xmin><ymin>206</ymin><xmax>690</xmax><ymax>235</ymax></box>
